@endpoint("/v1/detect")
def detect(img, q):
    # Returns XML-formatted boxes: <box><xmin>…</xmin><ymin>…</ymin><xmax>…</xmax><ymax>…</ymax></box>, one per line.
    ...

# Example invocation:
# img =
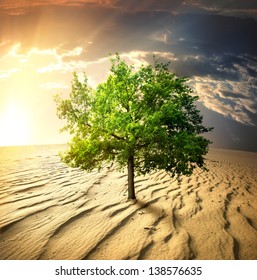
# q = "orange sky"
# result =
<box><xmin>0</xmin><ymin>38</ymin><xmax>152</xmax><ymax>146</ymax></box>
<box><xmin>0</xmin><ymin>1</ymin><xmax>113</xmax><ymax>146</ymax></box>
<box><xmin>0</xmin><ymin>0</ymin><xmax>257</xmax><ymax>151</ymax></box>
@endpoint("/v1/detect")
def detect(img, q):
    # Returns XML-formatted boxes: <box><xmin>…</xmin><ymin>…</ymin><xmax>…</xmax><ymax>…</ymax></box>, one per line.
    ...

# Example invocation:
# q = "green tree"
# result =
<box><xmin>54</xmin><ymin>54</ymin><xmax>212</xmax><ymax>200</ymax></box>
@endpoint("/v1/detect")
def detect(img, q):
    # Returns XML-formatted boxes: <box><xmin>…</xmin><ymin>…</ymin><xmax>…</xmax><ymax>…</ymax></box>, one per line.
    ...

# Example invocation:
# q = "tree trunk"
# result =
<box><xmin>127</xmin><ymin>155</ymin><xmax>136</xmax><ymax>199</ymax></box>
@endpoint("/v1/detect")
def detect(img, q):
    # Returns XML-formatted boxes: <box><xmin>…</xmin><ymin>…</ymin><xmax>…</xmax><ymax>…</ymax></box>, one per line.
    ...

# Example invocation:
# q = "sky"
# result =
<box><xmin>0</xmin><ymin>0</ymin><xmax>257</xmax><ymax>152</ymax></box>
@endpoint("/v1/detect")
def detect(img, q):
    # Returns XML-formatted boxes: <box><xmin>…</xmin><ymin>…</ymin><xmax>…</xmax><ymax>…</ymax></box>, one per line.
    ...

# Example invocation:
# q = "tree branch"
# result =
<box><xmin>111</xmin><ymin>133</ymin><xmax>125</xmax><ymax>141</ymax></box>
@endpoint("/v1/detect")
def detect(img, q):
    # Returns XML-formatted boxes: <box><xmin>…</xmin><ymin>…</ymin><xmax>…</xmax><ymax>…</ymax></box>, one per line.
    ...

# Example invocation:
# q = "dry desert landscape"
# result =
<box><xmin>0</xmin><ymin>147</ymin><xmax>257</xmax><ymax>260</ymax></box>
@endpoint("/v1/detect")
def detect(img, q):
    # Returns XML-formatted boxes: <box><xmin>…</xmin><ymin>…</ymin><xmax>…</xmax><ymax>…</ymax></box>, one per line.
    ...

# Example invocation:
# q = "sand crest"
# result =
<box><xmin>0</xmin><ymin>148</ymin><xmax>257</xmax><ymax>260</ymax></box>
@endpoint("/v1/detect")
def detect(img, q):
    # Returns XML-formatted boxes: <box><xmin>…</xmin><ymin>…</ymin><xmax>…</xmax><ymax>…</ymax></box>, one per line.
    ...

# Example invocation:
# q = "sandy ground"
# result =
<box><xmin>0</xmin><ymin>148</ymin><xmax>257</xmax><ymax>260</ymax></box>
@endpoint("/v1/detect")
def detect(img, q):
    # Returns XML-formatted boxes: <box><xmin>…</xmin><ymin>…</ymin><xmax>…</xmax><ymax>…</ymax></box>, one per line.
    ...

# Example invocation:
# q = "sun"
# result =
<box><xmin>0</xmin><ymin>102</ymin><xmax>31</xmax><ymax>146</ymax></box>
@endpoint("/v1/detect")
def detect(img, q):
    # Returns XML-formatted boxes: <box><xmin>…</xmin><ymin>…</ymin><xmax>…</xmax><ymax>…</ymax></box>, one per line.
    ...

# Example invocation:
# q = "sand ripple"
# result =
<box><xmin>0</xmin><ymin>148</ymin><xmax>257</xmax><ymax>259</ymax></box>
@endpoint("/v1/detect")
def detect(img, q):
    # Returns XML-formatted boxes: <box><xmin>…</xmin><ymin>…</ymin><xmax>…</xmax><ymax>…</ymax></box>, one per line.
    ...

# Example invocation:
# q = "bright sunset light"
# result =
<box><xmin>0</xmin><ymin>0</ymin><xmax>256</xmax><ymax>151</ymax></box>
<box><xmin>0</xmin><ymin>103</ymin><xmax>30</xmax><ymax>146</ymax></box>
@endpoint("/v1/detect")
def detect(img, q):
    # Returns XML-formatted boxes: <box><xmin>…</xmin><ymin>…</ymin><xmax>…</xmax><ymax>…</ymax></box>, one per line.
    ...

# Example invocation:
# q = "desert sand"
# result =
<box><xmin>0</xmin><ymin>148</ymin><xmax>257</xmax><ymax>260</ymax></box>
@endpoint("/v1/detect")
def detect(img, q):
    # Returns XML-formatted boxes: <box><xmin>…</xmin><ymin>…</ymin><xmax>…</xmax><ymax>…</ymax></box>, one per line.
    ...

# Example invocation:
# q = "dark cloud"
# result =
<box><xmin>113</xmin><ymin>0</ymin><xmax>187</xmax><ymax>13</ymax></box>
<box><xmin>0</xmin><ymin>0</ymin><xmax>257</xmax><ymax>18</ymax></box>
<box><xmin>189</xmin><ymin>0</ymin><xmax>257</xmax><ymax>12</ymax></box>
<box><xmin>221</xmin><ymin>91</ymin><xmax>248</xmax><ymax>100</ymax></box>
<box><xmin>198</xmin><ymin>103</ymin><xmax>257</xmax><ymax>152</ymax></box>
<box><xmin>180</xmin><ymin>0</ymin><xmax>257</xmax><ymax>19</ymax></box>
<box><xmin>112</xmin><ymin>0</ymin><xmax>257</xmax><ymax>18</ymax></box>
<box><xmin>1</xmin><ymin>0</ymin><xmax>257</xmax><ymax>151</ymax></box>
<box><xmin>174</xmin><ymin>14</ymin><xmax>257</xmax><ymax>55</ymax></box>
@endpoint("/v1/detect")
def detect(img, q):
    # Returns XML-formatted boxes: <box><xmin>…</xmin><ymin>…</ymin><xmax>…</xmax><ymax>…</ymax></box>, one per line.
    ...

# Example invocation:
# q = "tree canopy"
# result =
<box><xmin>54</xmin><ymin>54</ymin><xmax>213</xmax><ymax>199</ymax></box>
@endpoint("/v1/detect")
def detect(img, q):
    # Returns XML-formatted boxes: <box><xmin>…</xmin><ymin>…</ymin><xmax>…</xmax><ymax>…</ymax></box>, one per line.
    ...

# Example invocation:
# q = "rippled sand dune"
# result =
<box><xmin>0</xmin><ymin>147</ymin><xmax>257</xmax><ymax>260</ymax></box>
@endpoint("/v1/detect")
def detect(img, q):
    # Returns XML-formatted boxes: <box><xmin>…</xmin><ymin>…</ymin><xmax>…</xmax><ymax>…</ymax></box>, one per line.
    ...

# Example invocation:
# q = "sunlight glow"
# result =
<box><xmin>0</xmin><ymin>103</ymin><xmax>31</xmax><ymax>146</ymax></box>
